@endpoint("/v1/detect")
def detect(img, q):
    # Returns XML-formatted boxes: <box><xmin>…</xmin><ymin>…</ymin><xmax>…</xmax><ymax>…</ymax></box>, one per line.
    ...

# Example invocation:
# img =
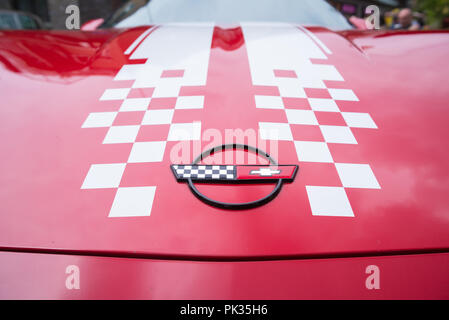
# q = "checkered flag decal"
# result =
<box><xmin>172</xmin><ymin>165</ymin><xmax>235</xmax><ymax>180</ymax></box>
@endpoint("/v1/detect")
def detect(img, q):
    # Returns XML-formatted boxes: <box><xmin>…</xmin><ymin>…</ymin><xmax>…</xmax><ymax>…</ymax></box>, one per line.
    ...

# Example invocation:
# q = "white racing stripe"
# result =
<box><xmin>124</xmin><ymin>26</ymin><xmax>156</xmax><ymax>55</ymax></box>
<box><xmin>82</xmin><ymin>24</ymin><xmax>214</xmax><ymax>218</ymax></box>
<box><xmin>297</xmin><ymin>25</ymin><xmax>332</xmax><ymax>55</ymax></box>
<box><xmin>242</xmin><ymin>23</ymin><xmax>379</xmax><ymax>217</ymax></box>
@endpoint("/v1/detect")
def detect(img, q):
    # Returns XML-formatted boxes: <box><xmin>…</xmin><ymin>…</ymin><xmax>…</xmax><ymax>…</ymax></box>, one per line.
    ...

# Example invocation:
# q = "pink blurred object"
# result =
<box><xmin>349</xmin><ymin>15</ymin><xmax>368</xmax><ymax>30</ymax></box>
<box><xmin>81</xmin><ymin>18</ymin><xmax>104</xmax><ymax>31</ymax></box>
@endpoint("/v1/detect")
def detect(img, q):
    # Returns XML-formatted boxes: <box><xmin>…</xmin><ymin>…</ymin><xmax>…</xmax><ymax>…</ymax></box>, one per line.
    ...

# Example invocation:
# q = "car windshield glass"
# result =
<box><xmin>104</xmin><ymin>0</ymin><xmax>352</xmax><ymax>30</ymax></box>
<box><xmin>0</xmin><ymin>13</ymin><xmax>18</xmax><ymax>29</ymax></box>
<box><xmin>18</xmin><ymin>14</ymin><xmax>38</xmax><ymax>29</ymax></box>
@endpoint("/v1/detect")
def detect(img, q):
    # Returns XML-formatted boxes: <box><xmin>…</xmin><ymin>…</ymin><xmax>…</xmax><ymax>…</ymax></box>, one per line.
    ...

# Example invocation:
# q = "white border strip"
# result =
<box><xmin>124</xmin><ymin>26</ymin><xmax>156</xmax><ymax>55</ymax></box>
<box><xmin>297</xmin><ymin>25</ymin><xmax>332</xmax><ymax>55</ymax></box>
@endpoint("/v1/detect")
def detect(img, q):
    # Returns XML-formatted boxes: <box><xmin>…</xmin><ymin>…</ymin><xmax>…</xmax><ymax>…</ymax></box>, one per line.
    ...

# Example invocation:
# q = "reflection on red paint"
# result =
<box><xmin>211</xmin><ymin>26</ymin><xmax>245</xmax><ymax>50</ymax></box>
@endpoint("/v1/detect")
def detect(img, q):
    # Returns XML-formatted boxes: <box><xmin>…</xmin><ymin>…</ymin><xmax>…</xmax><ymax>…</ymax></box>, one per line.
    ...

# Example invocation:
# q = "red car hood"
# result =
<box><xmin>0</xmin><ymin>24</ymin><xmax>448</xmax><ymax>260</ymax></box>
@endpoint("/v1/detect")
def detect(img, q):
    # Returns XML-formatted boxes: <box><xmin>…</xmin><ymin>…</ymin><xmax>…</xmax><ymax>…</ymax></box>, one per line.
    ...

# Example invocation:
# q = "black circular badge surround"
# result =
<box><xmin>187</xmin><ymin>144</ymin><xmax>284</xmax><ymax>210</ymax></box>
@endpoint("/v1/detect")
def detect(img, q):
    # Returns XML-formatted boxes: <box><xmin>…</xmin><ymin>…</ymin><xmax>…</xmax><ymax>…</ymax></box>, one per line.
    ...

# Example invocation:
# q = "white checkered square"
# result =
<box><xmin>128</xmin><ymin>141</ymin><xmax>166</xmax><ymax>163</ymax></box>
<box><xmin>255</xmin><ymin>95</ymin><xmax>284</xmax><ymax>109</ymax></box>
<box><xmin>259</xmin><ymin>122</ymin><xmax>293</xmax><ymax>141</ymax></box>
<box><xmin>152</xmin><ymin>80</ymin><xmax>182</xmax><ymax>97</ymax></box>
<box><xmin>306</xmin><ymin>186</ymin><xmax>354</xmax><ymax>217</ymax></box>
<box><xmin>81</xmin><ymin>163</ymin><xmax>126</xmax><ymax>189</ymax></box>
<box><xmin>82</xmin><ymin>112</ymin><xmax>117</xmax><ymax>128</ymax></box>
<box><xmin>120</xmin><ymin>98</ymin><xmax>151</xmax><ymax>112</ymax></box>
<box><xmin>114</xmin><ymin>64</ymin><xmax>145</xmax><ymax>81</ymax></box>
<box><xmin>328</xmin><ymin>88</ymin><xmax>358</xmax><ymax>101</ymax></box>
<box><xmin>320</xmin><ymin>125</ymin><xmax>357</xmax><ymax>144</ymax></box>
<box><xmin>342</xmin><ymin>112</ymin><xmax>377</xmax><ymax>129</ymax></box>
<box><xmin>142</xmin><ymin>109</ymin><xmax>174</xmax><ymax>125</ymax></box>
<box><xmin>308</xmin><ymin>64</ymin><xmax>344</xmax><ymax>82</ymax></box>
<box><xmin>335</xmin><ymin>163</ymin><xmax>380</xmax><ymax>189</ymax></box>
<box><xmin>109</xmin><ymin>186</ymin><xmax>156</xmax><ymax>217</ymax></box>
<box><xmin>175</xmin><ymin>96</ymin><xmax>204</xmax><ymax>109</ymax></box>
<box><xmin>286</xmin><ymin>109</ymin><xmax>318</xmax><ymax>125</ymax></box>
<box><xmin>308</xmin><ymin>98</ymin><xmax>340</xmax><ymax>112</ymax></box>
<box><xmin>100</xmin><ymin>88</ymin><xmax>130</xmax><ymax>101</ymax></box>
<box><xmin>294</xmin><ymin>141</ymin><xmax>333</xmax><ymax>163</ymax></box>
<box><xmin>167</xmin><ymin>122</ymin><xmax>201</xmax><ymax>141</ymax></box>
<box><xmin>103</xmin><ymin>125</ymin><xmax>140</xmax><ymax>144</ymax></box>
<box><xmin>276</xmin><ymin>78</ymin><xmax>306</xmax><ymax>98</ymax></box>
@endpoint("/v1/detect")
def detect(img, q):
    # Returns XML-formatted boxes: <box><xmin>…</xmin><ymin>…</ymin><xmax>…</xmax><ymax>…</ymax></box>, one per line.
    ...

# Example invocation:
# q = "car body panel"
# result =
<box><xmin>1</xmin><ymin>251</ymin><xmax>448</xmax><ymax>299</ymax></box>
<box><xmin>0</xmin><ymin>25</ymin><xmax>449</xmax><ymax>261</ymax></box>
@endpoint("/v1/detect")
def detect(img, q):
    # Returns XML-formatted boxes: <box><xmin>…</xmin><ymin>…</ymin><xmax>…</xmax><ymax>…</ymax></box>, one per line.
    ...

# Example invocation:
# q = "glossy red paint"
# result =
<box><xmin>1</xmin><ymin>251</ymin><xmax>448</xmax><ymax>299</ymax></box>
<box><xmin>235</xmin><ymin>165</ymin><xmax>297</xmax><ymax>180</ymax></box>
<box><xmin>0</xmin><ymin>25</ymin><xmax>449</xmax><ymax>298</ymax></box>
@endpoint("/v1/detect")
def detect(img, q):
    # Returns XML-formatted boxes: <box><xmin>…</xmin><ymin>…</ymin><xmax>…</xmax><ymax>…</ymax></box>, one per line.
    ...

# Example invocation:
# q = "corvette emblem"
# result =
<box><xmin>171</xmin><ymin>144</ymin><xmax>298</xmax><ymax>210</ymax></box>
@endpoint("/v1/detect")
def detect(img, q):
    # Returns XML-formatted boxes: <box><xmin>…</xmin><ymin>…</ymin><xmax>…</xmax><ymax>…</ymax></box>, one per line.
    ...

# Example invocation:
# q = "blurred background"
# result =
<box><xmin>0</xmin><ymin>0</ymin><xmax>448</xmax><ymax>30</ymax></box>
